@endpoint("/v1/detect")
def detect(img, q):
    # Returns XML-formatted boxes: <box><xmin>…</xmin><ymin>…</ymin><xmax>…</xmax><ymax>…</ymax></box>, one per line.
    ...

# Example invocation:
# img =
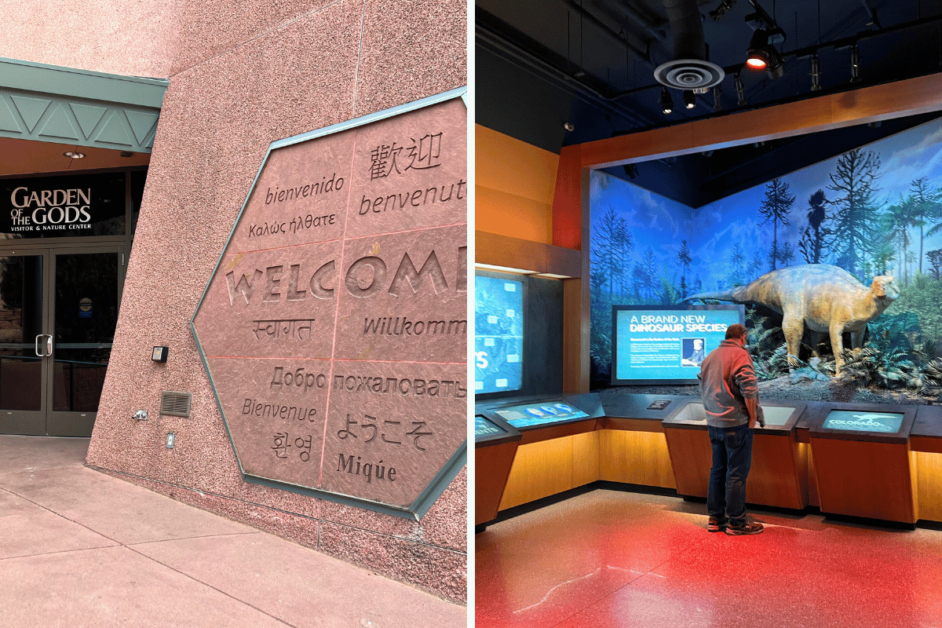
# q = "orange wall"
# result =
<box><xmin>476</xmin><ymin>124</ymin><xmax>558</xmax><ymax>245</ymax></box>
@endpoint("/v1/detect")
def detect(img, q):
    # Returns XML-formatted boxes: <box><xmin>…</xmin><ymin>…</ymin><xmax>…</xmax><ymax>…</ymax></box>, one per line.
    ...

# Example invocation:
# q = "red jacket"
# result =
<box><xmin>698</xmin><ymin>339</ymin><xmax>759</xmax><ymax>428</ymax></box>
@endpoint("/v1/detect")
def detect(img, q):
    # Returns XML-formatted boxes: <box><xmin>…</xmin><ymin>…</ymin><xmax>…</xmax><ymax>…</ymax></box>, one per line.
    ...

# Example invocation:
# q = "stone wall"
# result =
<box><xmin>80</xmin><ymin>0</ymin><xmax>467</xmax><ymax>602</ymax></box>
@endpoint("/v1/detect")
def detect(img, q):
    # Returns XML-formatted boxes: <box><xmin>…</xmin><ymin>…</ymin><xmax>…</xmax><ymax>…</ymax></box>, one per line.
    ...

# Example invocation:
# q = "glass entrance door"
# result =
<box><xmin>0</xmin><ymin>252</ymin><xmax>46</xmax><ymax>435</ymax></box>
<box><xmin>0</xmin><ymin>246</ymin><xmax>123</xmax><ymax>436</ymax></box>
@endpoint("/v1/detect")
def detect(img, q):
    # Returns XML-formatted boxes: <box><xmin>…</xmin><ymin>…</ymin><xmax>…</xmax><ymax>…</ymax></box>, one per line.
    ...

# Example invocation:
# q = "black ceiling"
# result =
<box><xmin>476</xmin><ymin>0</ymin><xmax>942</xmax><ymax>207</ymax></box>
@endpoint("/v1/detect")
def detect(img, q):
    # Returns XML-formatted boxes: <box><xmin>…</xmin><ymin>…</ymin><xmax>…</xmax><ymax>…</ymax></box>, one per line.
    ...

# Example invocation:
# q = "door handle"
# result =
<box><xmin>35</xmin><ymin>334</ymin><xmax>43</xmax><ymax>357</ymax></box>
<box><xmin>46</xmin><ymin>335</ymin><xmax>53</xmax><ymax>357</ymax></box>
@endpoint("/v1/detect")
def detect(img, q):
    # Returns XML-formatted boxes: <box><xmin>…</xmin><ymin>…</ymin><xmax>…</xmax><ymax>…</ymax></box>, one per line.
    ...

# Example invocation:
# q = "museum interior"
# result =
<box><xmin>474</xmin><ymin>0</ymin><xmax>942</xmax><ymax>626</ymax></box>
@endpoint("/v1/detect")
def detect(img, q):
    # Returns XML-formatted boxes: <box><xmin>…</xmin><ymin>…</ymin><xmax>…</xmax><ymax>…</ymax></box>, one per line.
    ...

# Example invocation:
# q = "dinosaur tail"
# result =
<box><xmin>680</xmin><ymin>286</ymin><xmax>750</xmax><ymax>304</ymax></box>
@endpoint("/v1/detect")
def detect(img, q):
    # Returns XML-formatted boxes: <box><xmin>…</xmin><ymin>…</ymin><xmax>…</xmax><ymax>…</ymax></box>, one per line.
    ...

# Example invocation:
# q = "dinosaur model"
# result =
<box><xmin>682</xmin><ymin>264</ymin><xmax>899</xmax><ymax>375</ymax></box>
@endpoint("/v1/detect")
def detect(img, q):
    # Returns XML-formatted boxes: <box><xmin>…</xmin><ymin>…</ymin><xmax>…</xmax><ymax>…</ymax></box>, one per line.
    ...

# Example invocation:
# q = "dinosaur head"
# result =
<box><xmin>871</xmin><ymin>275</ymin><xmax>899</xmax><ymax>304</ymax></box>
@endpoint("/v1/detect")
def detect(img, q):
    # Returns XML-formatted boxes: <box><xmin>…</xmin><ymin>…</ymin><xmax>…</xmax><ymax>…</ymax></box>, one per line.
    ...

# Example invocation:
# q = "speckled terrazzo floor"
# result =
<box><xmin>475</xmin><ymin>490</ymin><xmax>942</xmax><ymax>628</ymax></box>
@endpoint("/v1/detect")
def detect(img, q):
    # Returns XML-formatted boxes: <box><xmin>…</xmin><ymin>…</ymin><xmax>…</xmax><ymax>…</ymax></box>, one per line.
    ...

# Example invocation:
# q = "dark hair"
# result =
<box><xmin>726</xmin><ymin>323</ymin><xmax>748</xmax><ymax>340</ymax></box>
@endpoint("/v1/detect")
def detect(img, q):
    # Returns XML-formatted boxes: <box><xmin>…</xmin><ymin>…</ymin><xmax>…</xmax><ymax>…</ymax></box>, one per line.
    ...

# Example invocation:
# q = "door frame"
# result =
<box><xmin>45</xmin><ymin>243</ymin><xmax>126</xmax><ymax>437</ymax></box>
<box><xmin>0</xmin><ymin>242</ymin><xmax>127</xmax><ymax>436</ymax></box>
<box><xmin>0</xmin><ymin>248</ymin><xmax>49</xmax><ymax>435</ymax></box>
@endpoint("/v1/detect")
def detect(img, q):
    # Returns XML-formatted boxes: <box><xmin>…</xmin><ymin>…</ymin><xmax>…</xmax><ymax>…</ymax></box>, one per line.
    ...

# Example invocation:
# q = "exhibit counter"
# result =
<box><xmin>476</xmin><ymin>395</ymin><xmax>605</xmax><ymax>512</ymax></box>
<box><xmin>476</xmin><ymin>392</ymin><xmax>942</xmax><ymax>531</ymax></box>
<box><xmin>474</xmin><ymin>414</ymin><xmax>521</xmax><ymax>531</ymax></box>
<box><xmin>807</xmin><ymin>402</ymin><xmax>918</xmax><ymax>524</ymax></box>
<box><xmin>662</xmin><ymin>400</ymin><xmax>808</xmax><ymax>510</ymax></box>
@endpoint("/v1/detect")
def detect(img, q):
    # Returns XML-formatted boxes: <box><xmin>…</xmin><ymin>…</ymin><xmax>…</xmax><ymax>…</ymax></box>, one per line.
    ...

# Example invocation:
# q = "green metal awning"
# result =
<box><xmin>0</xmin><ymin>57</ymin><xmax>168</xmax><ymax>153</ymax></box>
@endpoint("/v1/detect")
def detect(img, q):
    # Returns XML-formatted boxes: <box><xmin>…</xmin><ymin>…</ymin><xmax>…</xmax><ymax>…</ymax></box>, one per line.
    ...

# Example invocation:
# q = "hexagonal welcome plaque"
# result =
<box><xmin>192</xmin><ymin>88</ymin><xmax>467</xmax><ymax>519</ymax></box>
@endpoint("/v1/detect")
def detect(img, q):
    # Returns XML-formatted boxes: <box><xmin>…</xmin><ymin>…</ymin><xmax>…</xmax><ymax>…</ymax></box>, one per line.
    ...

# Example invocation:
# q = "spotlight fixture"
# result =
<box><xmin>850</xmin><ymin>44</ymin><xmax>861</xmax><ymax>83</ymax></box>
<box><xmin>746</xmin><ymin>29</ymin><xmax>784</xmax><ymax>78</ymax></box>
<box><xmin>660</xmin><ymin>87</ymin><xmax>674</xmax><ymax>114</ymax></box>
<box><xmin>63</xmin><ymin>151</ymin><xmax>85</xmax><ymax>159</ymax></box>
<box><xmin>810</xmin><ymin>54</ymin><xmax>822</xmax><ymax>91</ymax></box>
<box><xmin>563</xmin><ymin>122</ymin><xmax>575</xmax><ymax>132</ymax></box>
<box><xmin>683</xmin><ymin>90</ymin><xmax>696</xmax><ymax>110</ymax></box>
<box><xmin>735</xmin><ymin>73</ymin><xmax>747</xmax><ymax>106</ymax></box>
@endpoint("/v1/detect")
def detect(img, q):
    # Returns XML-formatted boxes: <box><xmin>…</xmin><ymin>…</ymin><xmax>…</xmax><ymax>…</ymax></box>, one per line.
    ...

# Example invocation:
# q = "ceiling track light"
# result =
<box><xmin>683</xmin><ymin>90</ymin><xmax>696</xmax><ymax>109</ymax></box>
<box><xmin>850</xmin><ymin>44</ymin><xmax>861</xmax><ymax>83</ymax></box>
<box><xmin>810</xmin><ymin>54</ymin><xmax>822</xmax><ymax>91</ymax></box>
<box><xmin>660</xmin><ymin>87</ymin><xmax>674</xmax><ymax>114</ymax></box>
<box><xmin>746</xmin><ymin>29</ymin><xmax>784</xmax><ymax>79</ymax></box>
<box><xmin>735</xmin><ymin>73</ymin><xmax>747</xmax><ymax>106</ymax></box>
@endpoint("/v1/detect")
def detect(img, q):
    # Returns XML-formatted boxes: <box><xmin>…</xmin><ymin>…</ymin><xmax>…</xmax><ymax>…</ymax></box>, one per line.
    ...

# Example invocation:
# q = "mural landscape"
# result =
<box><xmin>590</xmin><ymin>117</ymin><xmax>942</xmax><ymax>402</ymax></box>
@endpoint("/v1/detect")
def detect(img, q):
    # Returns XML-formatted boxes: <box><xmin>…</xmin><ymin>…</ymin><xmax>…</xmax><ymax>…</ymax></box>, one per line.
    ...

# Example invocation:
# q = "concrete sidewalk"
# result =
<box><xmin>0</xmin><ymin>435</ymin><xmax>466</xmax><ymax>628</ymax></box>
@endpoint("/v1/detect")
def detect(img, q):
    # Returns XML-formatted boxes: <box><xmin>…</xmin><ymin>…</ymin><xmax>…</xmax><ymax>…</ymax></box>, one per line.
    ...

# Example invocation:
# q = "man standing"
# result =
<box><xmin>698</xmin><ymin>323</ymin><xmax>765</xmax><ymax>535</ymax></box>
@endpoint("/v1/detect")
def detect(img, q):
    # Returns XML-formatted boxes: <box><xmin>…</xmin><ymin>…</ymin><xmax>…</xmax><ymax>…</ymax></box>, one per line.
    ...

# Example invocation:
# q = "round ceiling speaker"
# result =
<box><xmin>653</xmin><ymin>59</ymin><xmax>725</xmax><ymax>90</ymax></box>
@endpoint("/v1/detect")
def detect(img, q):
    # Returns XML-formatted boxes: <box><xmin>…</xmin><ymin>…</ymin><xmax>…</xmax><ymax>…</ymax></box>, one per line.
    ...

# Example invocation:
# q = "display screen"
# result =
<box><xmin>822</xmin><ymin>410</ymin><xmax>904</xmax><ymax>433</ymax></box>
<box><xmin>475</xmin><ymin>415</ymin><xmax>507</xmax><ymax>437</ymax></box>
<box><xmin>494</xmin><ymin>402</ymin><xmax>590</xmax><ymax>429</ymax></box>
<box><xmin>475</xmin><ymin>274</ymin><xmax>524</xmax><ymax>394</ymax></box>
<box><xmin>612</xmin><ymin>305</ymin><xmax>744</xmax><ymax>384</ymax></box>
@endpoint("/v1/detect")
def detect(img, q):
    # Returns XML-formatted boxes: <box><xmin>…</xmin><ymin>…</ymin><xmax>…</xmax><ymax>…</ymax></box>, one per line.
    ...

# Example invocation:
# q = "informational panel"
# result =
<box><xmin>192</xmin><ymin>90</ymin><xmax>467</xmax><ymax>519</ymax></box>
<box><xmin>612</xmin><ymin>305</ymin><xmax>744</xmax><ymax>385</ymax></box>
<box><xmin>474</xmin><ymin>274</ymin><xmax>524</xmax><ymax>394</ymax></box>
<box><xmin>0</xmin><ymin>172</ymin><xmax>126</xmax><ymax>238</ymax></box>
<box><xmin>492</xmin><ymin>401</ymin><xmax>590</xmax><ymax>429</ymax></box>
<box><xmin>822</xmin><ymin>410</ymin><xmax>904</xmax><ymax>434</ymax></box>
<box><xmin>475</xmin><ymin>415</ymin><xmax>507</xmax><ymax>438</ymax></box>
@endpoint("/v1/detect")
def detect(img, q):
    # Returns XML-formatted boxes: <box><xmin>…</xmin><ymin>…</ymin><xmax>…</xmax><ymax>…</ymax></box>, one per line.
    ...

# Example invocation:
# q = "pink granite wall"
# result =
<box><xmin>0</xmin><ymin>0</ymin><xmax>179</xmax><ymax>77</ymax></box>
<box><xmin>84</xmin><ymin>0</ymin><xmax>467</xmax><ymax>603</ymax></box>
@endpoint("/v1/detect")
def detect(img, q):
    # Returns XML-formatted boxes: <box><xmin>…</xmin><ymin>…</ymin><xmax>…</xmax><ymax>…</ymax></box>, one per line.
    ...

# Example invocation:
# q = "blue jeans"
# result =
<box><xmin>707</xmin><ymin>423</ymin><xmax>753</xmax><ymax>526</ymax></box>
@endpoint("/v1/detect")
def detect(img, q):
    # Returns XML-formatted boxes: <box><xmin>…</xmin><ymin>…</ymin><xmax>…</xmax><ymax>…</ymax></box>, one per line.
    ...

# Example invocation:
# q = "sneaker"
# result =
<box><xmin>707</xmin><ymin>517</ymin><xmax>726</xmax><ymax>532</ymax></box>
<box><xmin>725</xmin><ymin>520</ymin><xmax>764</xmax><ymax>536</ymax></box>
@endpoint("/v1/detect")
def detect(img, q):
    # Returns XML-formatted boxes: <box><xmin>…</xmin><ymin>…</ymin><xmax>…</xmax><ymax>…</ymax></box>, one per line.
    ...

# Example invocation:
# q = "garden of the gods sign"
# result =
<box><xmin>192</xmin><ymin>89</ymin><xmax>467</xmax><ymax>519</ymax></box>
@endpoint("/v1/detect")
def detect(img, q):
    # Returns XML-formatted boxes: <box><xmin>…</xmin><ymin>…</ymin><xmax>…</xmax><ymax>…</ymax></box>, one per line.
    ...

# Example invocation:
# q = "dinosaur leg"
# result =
<box><xmin>850</xmin><ymin>328</ymin><xmax>865</xmax><ymax>355</ymax></box>
<box><xmin>781</xmin><ymin>314</ymin><xmax>804</xmax><ymax>373</ymax></box>
<box><xmin>830</xmin><ymin>322</ymin><xmax>846</xmax><ymax>375</ymax></box>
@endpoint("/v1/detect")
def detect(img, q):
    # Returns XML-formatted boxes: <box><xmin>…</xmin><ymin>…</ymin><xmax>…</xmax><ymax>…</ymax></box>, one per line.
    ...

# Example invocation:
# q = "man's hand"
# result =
<box><xmin>756</xmin><ymin>405</ymin><xmax>766</xmax><ymax>428</ymax></box>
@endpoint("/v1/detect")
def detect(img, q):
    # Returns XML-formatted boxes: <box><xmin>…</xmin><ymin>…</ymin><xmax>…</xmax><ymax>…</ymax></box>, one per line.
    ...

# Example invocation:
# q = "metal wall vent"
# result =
<box><xmin>160</xmin><ymin>392</ymin><xmax>192</xmax><ymax>417</ymax></box>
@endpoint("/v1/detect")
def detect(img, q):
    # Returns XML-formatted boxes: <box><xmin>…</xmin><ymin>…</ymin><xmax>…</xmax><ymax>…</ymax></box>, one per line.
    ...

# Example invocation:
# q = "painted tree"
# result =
<box><xmin>870</xmin><ymin>235</ymin><xmax>896</xmax><ymax>276</ymax></box>
<box><xmin>749</xmin><ymin>251</ymin><xmax>763</xmax><ymax>280</ymax></box>
<box><xmin>758</xmin><ymin>178</ymin><xmax>795</xmax><ymax>271</ymax></box>
<box><xmin>927</xmin><ymin>249</ymin><xmax>942</xmax><ymax>280</ymax></box>
<box><xmin>827</xmin><ymin>149</ymin><xmax>882</xmax><ymax>277</ymax></box>
<box><xmin>677</xmin><ymin>240</ymin><xmax>692</xmax><ymax>298</ymax></box>
<box><xmin>778</xmin><ymin>241</ymin><xmax>795</xmax><ymax>267</ymax></box>
<box><xmin>642</xmin><ymin>247</ymin><xmax>658</xmax><ymax>300</ymax></box>
<box><xmin>798</xmin><ymin>189</ymin><xmax>831</xmax><ymax>264</ymax></box>
<box><xmin>884</xmin><ymin>198</ymin><xmax>914</xmax><ymax>284</ymax></box>
<box><xmin>907</xmin><ymin>177</ymin><xmax>942</xmax><ymax>274</ymax></box>
<box><xmin>730</xmin><ymin>243</ymin><xmax>746</xmax><ymax>286</ymax></box>
<box><xmin>592</xmin><ymin>206</ymin><xmax>627</xmax><ymax>299</ymax></box>
<box><xmin>614</xmin><ymin>217</ymin><xmax>634</xmax><ymax>298</ymax></box>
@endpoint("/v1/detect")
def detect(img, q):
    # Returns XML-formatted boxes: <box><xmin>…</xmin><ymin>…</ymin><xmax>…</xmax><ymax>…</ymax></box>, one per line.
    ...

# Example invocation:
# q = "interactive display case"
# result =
<box><xmin>662</xmin><ymin>399</ymin><xmax>809</xmax><ymax>510</ymax></box>
<box><xmin>479</xmin><ymin>394</ymin><xmax>604</xmax><ymax>446</ymax></box>
<box><xmin>474</xmin><ymin>413</ymin><xmax>522</xmax><ymax>531</ymax></box>
<box><xmin>808</xmin><ymin>402</ymin><xmax>917</xmax><ymax>524</ymax></box>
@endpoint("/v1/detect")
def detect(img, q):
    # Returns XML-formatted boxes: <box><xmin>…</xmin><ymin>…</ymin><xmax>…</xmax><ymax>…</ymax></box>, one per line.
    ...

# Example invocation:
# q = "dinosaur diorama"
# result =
<box><xmin>682</xmin><ymin>264</ymin><xmax>900</xmax><ymax>375</ymax></box>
